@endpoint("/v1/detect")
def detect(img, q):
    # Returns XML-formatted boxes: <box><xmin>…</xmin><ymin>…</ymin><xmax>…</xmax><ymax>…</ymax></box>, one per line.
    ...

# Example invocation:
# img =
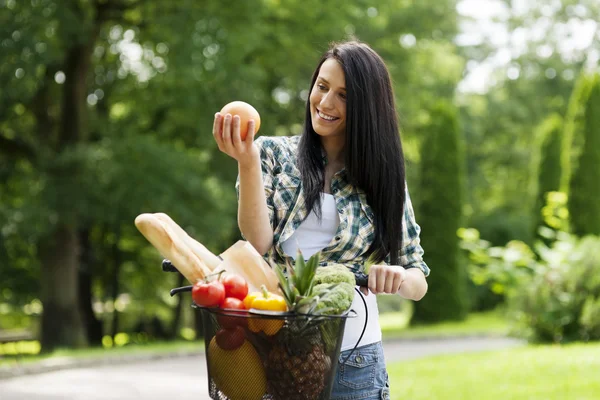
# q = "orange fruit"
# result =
<box><xmin>219</xmin><ymin>101</ymin><xmax>261</xmax><ymax>141</ymax></box>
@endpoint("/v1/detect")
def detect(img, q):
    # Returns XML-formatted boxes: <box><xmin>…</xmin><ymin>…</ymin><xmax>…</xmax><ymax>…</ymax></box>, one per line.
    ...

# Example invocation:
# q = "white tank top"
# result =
<box><xmin>281</xmin><ymin>193</ymin><xmax>382</xmax><ymax>351</ymax></box>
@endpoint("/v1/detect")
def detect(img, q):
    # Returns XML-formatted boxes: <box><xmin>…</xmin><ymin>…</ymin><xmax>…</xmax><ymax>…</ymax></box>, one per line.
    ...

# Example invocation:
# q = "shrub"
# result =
<box><xmin>509</xmin><ymin>234</ymin><xmax>600</xmax><ymax>343</ymax></box>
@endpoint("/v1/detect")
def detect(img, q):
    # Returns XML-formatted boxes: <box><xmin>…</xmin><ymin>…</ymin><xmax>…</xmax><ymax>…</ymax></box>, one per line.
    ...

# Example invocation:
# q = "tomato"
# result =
<box><xmin>218</xmin><ymin>297</ymin><xmax>248</xmax><ymax>329</ymax></box>
<box><xmin>215</xmin><ymin>326</ymin><xmax>246</xmax><ymax>350</ymax></box>
<box><xmin>219</xmin><ymin>101</ymin><xmax>261</xmax><ymax>141</ymax></box>
<box><xmin>192</xmin><ymin>280</ymin><xmax>226</xmax><ymax>307</ymax></box>
<box><xmin>222</xmin><ymin>274</ymin><xmax>249</xmax><ymax>301</ymax></box>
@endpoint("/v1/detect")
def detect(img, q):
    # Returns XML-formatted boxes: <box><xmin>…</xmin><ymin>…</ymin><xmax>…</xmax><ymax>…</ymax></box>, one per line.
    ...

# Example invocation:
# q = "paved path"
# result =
<box><xmin>0</xmin><ymin>337</ymin><xmax>524</xmax><ymax>400</ymax></box>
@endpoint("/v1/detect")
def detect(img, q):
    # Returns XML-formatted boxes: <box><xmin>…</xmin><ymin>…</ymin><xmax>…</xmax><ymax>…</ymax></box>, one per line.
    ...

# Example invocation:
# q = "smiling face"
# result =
<box><xmin>309</xmin><ymin>58</ymin><xmax>347</xmax><ymax>139</ymax></box>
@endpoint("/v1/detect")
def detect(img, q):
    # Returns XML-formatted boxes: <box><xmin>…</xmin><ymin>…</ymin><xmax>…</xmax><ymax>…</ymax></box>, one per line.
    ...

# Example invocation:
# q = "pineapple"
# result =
<box><xmin>266</xmin><ymin>251</ymin><xmax>333</xmax><ymax>400</ymax></box>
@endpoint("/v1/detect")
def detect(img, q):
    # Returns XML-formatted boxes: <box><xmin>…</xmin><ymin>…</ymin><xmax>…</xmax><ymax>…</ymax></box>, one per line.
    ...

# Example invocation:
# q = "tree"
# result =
<box><xmin>413</xmin><ymin>102</ymin><xmax>468</xmax><ymax>322</ymax></box>
<box><xmin>531</xmin><ymin>114</ymin><xmax>564</xmax><ymax>241</ymax></box>
<box><xmin>1</xmin><ymin>0</ymin><xmax>462</xmax><ymax>349</ymax></box>
<box><xmin>568</xmin><ymin>74</ymin><xmax>600</xmax><ymax>236</ymax></box>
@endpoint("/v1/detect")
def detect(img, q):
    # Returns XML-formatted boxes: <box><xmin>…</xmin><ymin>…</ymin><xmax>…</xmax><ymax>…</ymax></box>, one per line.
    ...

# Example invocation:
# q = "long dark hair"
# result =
<box><xmin>298</xmin><ymin>40</ymin><xmax>406</xmax><ymax>265</ymax></box>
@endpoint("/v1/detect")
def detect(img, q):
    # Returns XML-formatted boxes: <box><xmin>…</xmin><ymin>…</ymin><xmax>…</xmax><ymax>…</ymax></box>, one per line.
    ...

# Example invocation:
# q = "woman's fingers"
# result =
<box><xmin>213</xmin><ymin>113</ymin><xmax>224</xmax><ymax>144</ymax></box>
<box><xmin>245</xmin><ymin>119</ymin><xmax>256</xmax><ymax>149</ymax></box>
<box><xmin>231</xmin><ymin>115</ymin><xmax>242</xmax><ymax>146</ymax></box>
<box><xmin>222</xmin><ymin>113</ymin><xmax>233</xmax><ymax>145</ymax></box>
<box><xmin>368</xmin><ymin>265</ymin><xmax>405</xmax><ymax>294</ymax></box>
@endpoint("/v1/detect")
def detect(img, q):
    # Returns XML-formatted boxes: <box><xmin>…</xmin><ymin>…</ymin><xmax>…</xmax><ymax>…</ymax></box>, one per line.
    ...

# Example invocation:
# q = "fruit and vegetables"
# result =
<box><xmin>245</xmin><ymin>286</ymin><xmax>288</xmax><ymax>336</ymax></box>
<box><xmin>208</xmin><ymin>337</ymin><xmax>266</xmax><ymax>400</ymax></box>
<box><xmin>219</xmin><ymin>101</ymin><xmax>261</xmax><ymax>141</ymax></box>
<box><xmin>221</xmin><ymin>274</ymin><xmax>249</xmax><ymax>301</ymax></box>
<box><xmin>215</xmin><ymin>326</ymin><xmax>246</xmax><ymax>350</ymax></box>
<box><xmin>217</xmin><ymin>297</ymin><xmax>247</xmax><ymax>329</ymax></box>
<box><xmin>191</xmin><ymin>278</ymin><xmax>225</xmax><ymax>307</ymax></box>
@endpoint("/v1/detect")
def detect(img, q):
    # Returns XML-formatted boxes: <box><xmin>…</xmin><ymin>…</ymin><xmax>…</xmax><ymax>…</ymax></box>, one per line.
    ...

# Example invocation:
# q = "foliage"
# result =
<box><xmin>461</xmin><ymin>190</ymin><xmax>600</xmax><ymax>343</ymax></box>
<box><xmin>531</xmin><ymin>114</ymin><xmax>564</xmax><ymax>242</ymax></box>
<box><xmin>509</xmin><ymin>234</ymin><xmax>600</xmax><ymax>343</ymax></box>
<box><xmin>459</xmin><ymin>192</ymin><xmax>568</xmax><ymax>311</ymax></box>
<box><xmin>567</xmin><ymin>74</ymin><xmax>600</xmax><ymax>236</ymax></box>
<box><xmin>457</xmin><ymin>1</ymin><xmax>599</xmax><ymax>245</ymax></box>
<box><xmin>413</xmin><ymin>101</ymin><xmax>468</xmax><ymax>322</ymax></box>
<box><xmin>1</xmin><ymin>0</ymin><xmax>464</xmax><ymax>346</ymax></box>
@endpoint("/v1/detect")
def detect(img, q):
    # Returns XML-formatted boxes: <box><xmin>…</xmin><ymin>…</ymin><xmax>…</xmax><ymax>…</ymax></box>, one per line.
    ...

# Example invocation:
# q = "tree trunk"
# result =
<box><xmin>78</xmin><ymin>228</ymin><xmax>104</xmax><ymax>346</ymax></box>
<box><xmin>110</xmin><ymin>227</ymin><xmax>122</xmax><ymax>338</ymax></box>
<box><xmin>39</xmin><ymin>224</ymin><xmax>88</xmax><ymax>351</ymax></box>
<box><xmin>169</xmin><ymin>273</ymin><xmax>186</xmax><ymax>339</ymax></box>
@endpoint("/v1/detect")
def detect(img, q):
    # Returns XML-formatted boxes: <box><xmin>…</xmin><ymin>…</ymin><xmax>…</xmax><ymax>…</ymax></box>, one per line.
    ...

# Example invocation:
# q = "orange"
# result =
<box><xmin>219</xmin><ymin>101</ymin><xmax>261</xmax><ymax>141</ymax></box>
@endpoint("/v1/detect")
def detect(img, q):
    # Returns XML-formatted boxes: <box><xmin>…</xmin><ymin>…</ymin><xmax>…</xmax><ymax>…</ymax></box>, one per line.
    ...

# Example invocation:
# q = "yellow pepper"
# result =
<box><xmin>245</xmin><ymin>286</ymin><xmax>287</xmax><ymax>336</ymax></box>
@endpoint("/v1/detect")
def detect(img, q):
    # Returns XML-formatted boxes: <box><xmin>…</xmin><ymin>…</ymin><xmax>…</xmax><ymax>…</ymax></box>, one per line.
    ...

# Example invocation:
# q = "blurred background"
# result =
<box><xmin>1</xmin><ymin>0</ymin><xmax>599</xmax><ymax>393</ymax></box>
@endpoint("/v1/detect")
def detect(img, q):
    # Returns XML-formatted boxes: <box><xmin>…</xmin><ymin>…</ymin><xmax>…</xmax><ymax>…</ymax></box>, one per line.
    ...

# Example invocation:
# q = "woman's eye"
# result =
<box><xmin>339</xmin><ymin>93</ymin><xmax>346</xmax><ymax>100</ymax></box>
<box><xmin>318</xmin><ymin>84</ymin><xmax>327</xmax><ymax>91</ymax></box>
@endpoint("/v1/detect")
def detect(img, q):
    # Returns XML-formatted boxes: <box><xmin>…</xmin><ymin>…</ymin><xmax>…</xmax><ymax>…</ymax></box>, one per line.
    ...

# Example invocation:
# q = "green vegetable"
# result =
<box><xmin>314</xmin><ymin>263</ymin><xmax>356</xmax><ymax>286</ymax></box>
<box><xmin>311</xmin><ymin>264</ymin><xmax>356</xmax><ymax>315</ymax></box>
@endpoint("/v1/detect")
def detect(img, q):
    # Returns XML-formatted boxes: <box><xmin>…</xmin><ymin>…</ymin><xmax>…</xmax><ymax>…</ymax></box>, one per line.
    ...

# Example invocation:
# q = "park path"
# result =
<box><xmin>0</xmin><ymin>336</ymin><xmax>524</xmax><ymax>400</ymax></box>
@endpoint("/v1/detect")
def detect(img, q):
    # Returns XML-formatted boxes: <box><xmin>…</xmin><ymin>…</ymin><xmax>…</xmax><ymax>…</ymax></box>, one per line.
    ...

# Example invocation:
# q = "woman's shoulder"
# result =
<box><xmin>255</xmin><ymin>135</ymin><xmax>300</xmax><ymax>161</ymax></box>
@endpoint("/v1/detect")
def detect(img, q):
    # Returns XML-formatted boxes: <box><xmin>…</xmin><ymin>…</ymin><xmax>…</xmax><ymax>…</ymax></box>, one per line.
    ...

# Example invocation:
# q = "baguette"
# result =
<box><xmin>217</xmin><ymin>241</ymin><xmax>281</xmax><ymax>294</ymax></box>
<box><xmin>153</xmin><ymin>213</ymin><xmax>222</xmax><ymax>270</ymax></box>
<box><xmin>134</xmin><ymin>213</ymin><xmax>211</xmax><ymax>283</ymax></box>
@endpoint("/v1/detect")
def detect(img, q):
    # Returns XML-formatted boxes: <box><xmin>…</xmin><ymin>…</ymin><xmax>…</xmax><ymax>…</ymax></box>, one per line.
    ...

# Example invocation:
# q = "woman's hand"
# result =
<box><xmin>213</xmin><ymin>113</ymin><xmax>259</xmax><ymax>168</ymax></box>
<box><xmin>361</xmin><ymin>264</ymin><xmax>407</xmax><ymax>296</ymax></box>
<box><xmin>360</xmin><ymin>265</ymin><xmax>427</xmax><ymax>301</ymax></box>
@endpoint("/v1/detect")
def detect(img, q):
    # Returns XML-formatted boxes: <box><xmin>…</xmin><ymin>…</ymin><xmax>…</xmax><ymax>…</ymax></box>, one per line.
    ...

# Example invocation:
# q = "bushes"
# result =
<box><xmin>460</xmin><ymin>192</ymin><xmax>600</xmax><ymax>343</ymax></box>
<box><xmin>509</xmin><ymin>235</ymin><xmax>600</xmax><ymax>343</ymax></box>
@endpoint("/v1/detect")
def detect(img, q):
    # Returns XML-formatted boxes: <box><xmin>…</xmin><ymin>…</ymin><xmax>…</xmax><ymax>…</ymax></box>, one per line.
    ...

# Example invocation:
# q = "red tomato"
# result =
<box><xmin>192</xmin><ymin>280</ymin><xmax>225</xmax><ymax>307</ymax></box>
<box><xmin>221</xmin><ymin>274</ymin><xmax>249</xmax><ymax>301</ymax></box>
<box><xmin>217</xmin><ymin>297</ymin><xmax>248</xmax><ymax>329</ymax></box>
<box><xmin>215</xmin><ymin>326</ymin><xmax>246</xmax><ymax>350</ymax></box>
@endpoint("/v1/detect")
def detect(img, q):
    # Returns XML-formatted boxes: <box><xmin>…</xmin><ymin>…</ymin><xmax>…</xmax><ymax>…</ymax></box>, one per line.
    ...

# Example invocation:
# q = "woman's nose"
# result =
<box><xmin>319</xmin><ymin>91</ymin><xmax>334</xmax><ymax>109</ymax></box>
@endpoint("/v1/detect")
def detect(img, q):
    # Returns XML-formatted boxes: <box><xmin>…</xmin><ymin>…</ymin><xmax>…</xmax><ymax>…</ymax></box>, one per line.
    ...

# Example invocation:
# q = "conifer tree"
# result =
<box><xmin>413</xmin><ymin>102</ymin><xmax>468</xmax><ymax>322</ymax></box>
<box><xmin>568</xmin><ymin>74</ymin><xmax>600</xmax><ymax>236</ymax></box>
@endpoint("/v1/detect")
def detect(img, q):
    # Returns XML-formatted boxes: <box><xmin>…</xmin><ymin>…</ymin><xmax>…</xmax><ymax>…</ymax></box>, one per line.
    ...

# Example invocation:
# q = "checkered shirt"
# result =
<box><xmin>236</xmin><ymin>135</ymin><xmax>430</xmax><ymax>277</ymax></box>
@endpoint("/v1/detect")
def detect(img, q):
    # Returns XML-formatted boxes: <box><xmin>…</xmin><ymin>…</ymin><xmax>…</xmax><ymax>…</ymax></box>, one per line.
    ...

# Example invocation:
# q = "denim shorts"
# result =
<box><xmin>330</xmin><ymin>341</ymin><xmax>390</xmax><ymax>400</ymax></box>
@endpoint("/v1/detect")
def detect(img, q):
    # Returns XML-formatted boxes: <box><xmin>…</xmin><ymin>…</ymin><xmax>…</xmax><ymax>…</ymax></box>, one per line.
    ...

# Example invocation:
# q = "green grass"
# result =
<box><xmin>0</xmin><ymin>340</ymin><xmax>203</xmax><ymax>367</ymax></box>
<box><xmin>388</xmin><ymin>342</ymin><xmax>600</xmax><ymax>400</ymax></box>
<box><xmin>380</xmin><ymin>309</ymin><xmax>509</xmax><ymax>339</ymax></box>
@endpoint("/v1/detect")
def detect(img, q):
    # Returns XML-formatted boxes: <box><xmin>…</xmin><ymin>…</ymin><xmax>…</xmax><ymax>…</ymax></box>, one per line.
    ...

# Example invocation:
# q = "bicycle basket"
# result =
<box><xmin>196</xmin><ymin>305</ymin><xmax>356</xmax><ymax>400</ymax></box>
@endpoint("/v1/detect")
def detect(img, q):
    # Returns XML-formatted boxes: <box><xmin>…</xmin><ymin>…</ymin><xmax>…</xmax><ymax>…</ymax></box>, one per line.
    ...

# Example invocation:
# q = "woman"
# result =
<box><xmin>213</xmin><ymin>40</ymin><xmax>429</xmax><ymax>400</ymax></box>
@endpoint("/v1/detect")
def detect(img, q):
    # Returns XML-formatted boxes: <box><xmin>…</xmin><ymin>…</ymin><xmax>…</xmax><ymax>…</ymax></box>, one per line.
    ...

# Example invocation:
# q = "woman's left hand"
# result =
<box><xmin>361</xmin><ymin>264</ymin><xmax>407</xmax><ymax>295</ymax></box>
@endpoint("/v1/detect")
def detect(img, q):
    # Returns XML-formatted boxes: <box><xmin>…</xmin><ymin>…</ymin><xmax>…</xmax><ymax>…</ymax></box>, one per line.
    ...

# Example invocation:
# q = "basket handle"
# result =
<box><xmin>164</xmin><ymin>258</ymin><xmax>370</xmax><ymax>286</ymax></box>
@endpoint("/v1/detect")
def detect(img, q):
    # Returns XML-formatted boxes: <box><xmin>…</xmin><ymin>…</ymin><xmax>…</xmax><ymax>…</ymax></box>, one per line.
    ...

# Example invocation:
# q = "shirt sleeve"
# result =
<box><xmin>399</xmin><ymin>185</ymin><xmax>430</xmax><ymax>277</ymax></box>
<box><xmin>235</xmin><ymin>136</ymin><xmax>276</xmax><ymax>231</ymax></box>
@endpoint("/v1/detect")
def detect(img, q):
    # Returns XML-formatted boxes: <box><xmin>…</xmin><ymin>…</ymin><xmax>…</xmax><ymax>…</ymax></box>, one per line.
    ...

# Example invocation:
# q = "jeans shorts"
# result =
<box><xmin>330</xmin><ymin>341</ymin><xmax>390</xmax><ymax>400</ymax></box>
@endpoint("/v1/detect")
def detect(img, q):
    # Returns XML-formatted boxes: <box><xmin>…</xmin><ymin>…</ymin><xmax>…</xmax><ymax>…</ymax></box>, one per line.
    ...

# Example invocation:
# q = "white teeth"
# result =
<box><xmin>318</xmin><ymin>110</ymin><xmax>337</xmax><ymax>121</ymax></box>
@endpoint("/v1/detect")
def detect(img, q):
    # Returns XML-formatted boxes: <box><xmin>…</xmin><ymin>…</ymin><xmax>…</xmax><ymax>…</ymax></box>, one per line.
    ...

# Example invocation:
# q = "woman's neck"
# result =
<box><xmin>321</xmin><ymin>136</ymin><xmax>345</xmax><ymax>166</ymax></box>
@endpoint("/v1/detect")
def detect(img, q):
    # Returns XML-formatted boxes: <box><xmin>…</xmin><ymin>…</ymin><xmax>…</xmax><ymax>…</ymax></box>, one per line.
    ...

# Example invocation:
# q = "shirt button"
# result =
<box><xmin>335</xmin><ymin>236</ymin><xmax>341</xmax><ymax>241</ymax></box>
<box><xmin>333</xmin><ymin>188</ymin><xmax>338</xmax><ymax>194</ymax></box>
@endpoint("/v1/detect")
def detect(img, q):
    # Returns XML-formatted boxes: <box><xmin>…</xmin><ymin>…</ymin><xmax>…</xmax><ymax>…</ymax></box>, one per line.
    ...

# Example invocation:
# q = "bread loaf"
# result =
<box><xmin>134</xmin><ymin>213</ymin><xmax>211</xmax><ymax>283</ymax></box>
<box><xmin>153</xmin><ymin>213</ymin><xmax>222</xmax><ymax>270</ymax></box>
<box><xmin>216</xmin><ymin>241</ymin><xmax>281</xmax><ymax>294</ymax></box>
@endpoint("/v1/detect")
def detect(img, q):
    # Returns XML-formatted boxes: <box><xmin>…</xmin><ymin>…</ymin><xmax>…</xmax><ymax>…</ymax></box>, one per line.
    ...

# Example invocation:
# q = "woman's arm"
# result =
<box><xmin>214</xmin><ymin>113</ymin><xmax>274</xmax><ymax>255</ymax></box>
<box><xmin>363</xmin><ymin>185</ymin><xmax>430</xmax><ymax>301</ymax></box>
<box><xmin>364</xmin><ymin>264</ymin><xmax>428</xmax><ymax>301</ymax></box>
<box><xmin>237</xmin><ymin>158</ymin><xmax>274</xmax><ymax>254</ymax></box>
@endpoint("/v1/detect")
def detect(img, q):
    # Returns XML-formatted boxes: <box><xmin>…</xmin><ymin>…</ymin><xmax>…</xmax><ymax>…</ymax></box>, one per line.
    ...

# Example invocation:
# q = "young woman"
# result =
<box><xmin>213</xmin><ymin>40</ymin><xmax>429</xmax><ymax>400</ymax></box>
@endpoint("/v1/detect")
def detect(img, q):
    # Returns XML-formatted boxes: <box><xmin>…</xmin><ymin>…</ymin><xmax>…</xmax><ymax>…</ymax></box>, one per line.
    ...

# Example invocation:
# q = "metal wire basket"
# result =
<box><xmin>195</xmin><ymin>304</ymin><xmax>356</xmax><ymax>400</ymax></box>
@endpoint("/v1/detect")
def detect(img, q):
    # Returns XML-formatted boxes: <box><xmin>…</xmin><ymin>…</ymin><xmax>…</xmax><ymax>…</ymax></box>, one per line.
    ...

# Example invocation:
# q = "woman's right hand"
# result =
<box><xmin>213</xmin><ymin>112</ymin><xmax>259</xmax><ymax>168</ymax></box>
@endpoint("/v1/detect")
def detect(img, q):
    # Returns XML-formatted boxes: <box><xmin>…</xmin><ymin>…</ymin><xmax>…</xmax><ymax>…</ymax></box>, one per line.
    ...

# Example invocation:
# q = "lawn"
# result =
<box><xmin>388</xmin><ymin>342</ymin><xmax>600</xmax><ymax>400</ymax></box>
<box><xmin>380</xmin><ymin>309</ymin><xmax>509</xmax><ymax>339</ymax></box>
<box><xmin>0</xmin><ymin>339</ymin><xmax>203</xmax><ymax>367</ymax></box>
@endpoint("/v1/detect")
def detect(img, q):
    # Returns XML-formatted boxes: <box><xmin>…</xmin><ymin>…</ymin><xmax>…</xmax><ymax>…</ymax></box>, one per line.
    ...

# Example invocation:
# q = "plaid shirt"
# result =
<box><xmin>237</xmin><ymin>135</ymin><xmax>430</xmax><ymax>277</ymax></box>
